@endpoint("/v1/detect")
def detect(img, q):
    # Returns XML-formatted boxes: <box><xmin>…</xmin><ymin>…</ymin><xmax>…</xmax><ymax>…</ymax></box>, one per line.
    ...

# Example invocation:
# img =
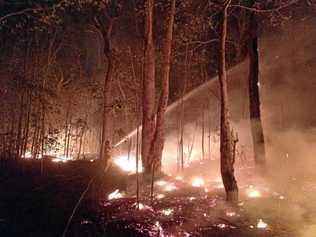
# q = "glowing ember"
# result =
<box><xmin>188</xmin><ymin>197</ymin><xmax>196</xmax><ymax>201</ymax></box>
<box><xmin>257</xmin><ymin>219</ymin><xmax>268</xmax><ymax>229</ymax></box>
<box><xmin>113</xmin><ymin>155</ymin><xmax>143</xmax><ymax>173</ymax></box>
<box><xmin>161</xmin><ymin>208</ymin><xmax>173</xmax><ymax>216</ymax></box>
<box><xmin>191</xmin><ymin>177</ymin><xmax>205</xmax><ymax>187</ymax></box>
<box><xmin>175</xmin><ymin>176</ymin><xmax>183</xmax><ymax>181</ymax></box>
<box><xmin>216</xmin><ymin>224</ymin><xmax>228</xmax><ymax>229</ymax></box>
<box><xmin>156</xmin><ymin>180</ymin><xmax>167</xmax><ymax>186</ymax></box>
<box><xmin>108</xmin><ymin>189</ymin><xmax>124</xmax><ymax>200</ymax></box>
<box><xmin>52</xmin><ymin>158</ymin><xmax>67</xmax><ymax>163</ymax></box>
<box><xmin>156</xmin><ymin>194</ymin><xmax>166</xmax><ymax>199</ymax></box>
<box><xmin>164</xmin><ymin>183</ymin><xmax>177</xmax><ymax>192</ymax></box>
<box><xmin>204</xmin><ymin>188</ymin><xmax>209</xmax><ymax>193</ymax></box>
<box><xmin>22</xmin><ymin>152</ymin><xmax>32</xmax><ymax>159</ymax></box>
<box><xmin>247</xmin><ymin>186</ymin><xmax>262</xmax><ymax>198</ymax></box>
<box><xmin>226</xmin><ymin>211</ymin><xmax>236</xmax><ymax>217</ymax></box>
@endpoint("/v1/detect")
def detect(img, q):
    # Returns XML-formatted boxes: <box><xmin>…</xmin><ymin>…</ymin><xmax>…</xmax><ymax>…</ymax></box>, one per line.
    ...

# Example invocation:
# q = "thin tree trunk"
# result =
<box><xmin>179</xmin><ymin>42</ymin><xmax>189</xmax><ymax>170</ymax></box>
<box><xmin>248</xmin><ymin>13</ymin><xmax>266</xmax><ymax>168</ymax></box>
<box><xmin>22</xmin><ymin>91</ymin><xmax>31</xmax><ymax>157</ymax></box>
<box><xmin>66</xmin><ymin>123</ymin><xmax>71</xmax><ymax>158</ymax></box>
<box><xmin>100</xmin><ymin>19</ymin><xmax>114</xmax><ymax>163</ymax></box>
<box><xmin>40</xmin><ymin>103</ymin><xmax>45</xmax><ymax>174</ymax></box>
<box><xmin>15</xmin><ymin>92</ymin><xmax>24</xmax><ymax>159</ymax></box>
<box><xmin>201</xmin><ymin>107</ymin><xmax>205</xmax><ymax>160</ymax></box>
<box><xmin>218</xmin><ymin>1</ymin><xmax>238</xmax><ymax>203</ymax></box>
<box><xmin>142</xmin><ymin>0</ymin><xmax>156</xmax><ymax>175</ymax></box>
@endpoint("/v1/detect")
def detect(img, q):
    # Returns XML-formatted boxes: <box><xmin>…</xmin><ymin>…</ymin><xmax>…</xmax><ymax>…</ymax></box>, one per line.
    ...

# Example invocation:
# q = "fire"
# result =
<box><xmin>226</xmin><ymin>211</ymin><xmax>236</xmax><ymax>217</ymax></box>
<box><xmin>22</xmin><ymin>152</ymin><xmax>32</xmax><ymax>159</ymax></box>
<box><xmin>175</xmin><ymin>176</ymin><xmax>183</xmax><ymax>181</ymax></box>
<box><xmin>164</xmin><ymin>183</ymin><xmax>177</xmax><ymax>192</ymax></box>
<box><xmin>216</xmin><ymin>224</ymin><xmax>228</xmax><ymax>229</ymax></box>
<box><xmin>135</xmin><ymin>203</ymin><xmax>152</xmax><ymax>211</ymax></box>
<box><xmin>113</xmin><ymin>155</ymin><xmax>143</xmax><ymax>174</ymax></box>
<box><xmin>161</xmin><ymin>208</ymin><xmax>173</xmax><ymax>216</ymax></box>
<box><xmin>156</xmin><ymin>194</ymin><xmax>166</xmax><ymax>199</ymax></box>
<box><xmin>52</xmin><ymin>158</ymin><xmax>67</xmax><ymax>163</ymax></box>
<box><xmin>22</xmin><ymin>151</ymin><xmax>42</xmax><ymax>159</ymax></box>
<box><xmin>191</xmin><ymin>177</ymin><xmax>205</xmax><ymax>187</ymax></box>
<box><xmin>156</xmin><ymin>180</ymin><xmax>168</xmax><ymax>186</ymax></box>
<box><xmin>257</xmin><ymin>219</ymin><xmax>268</xmax><ymax>229</ymax></box>
<box><xmin>108</xmin><ymin>189</ymin><xmax>124</xmax><ymax>200</ymax></box>
<box><xmin>51</xmin><ymin>155</ymin><xmax>72</xmax><ymax>163</ymax></box>
<box><xmin>246</xmin><ymin>186</ymin><xmax>262</xmax><ymax>198</ymax></box>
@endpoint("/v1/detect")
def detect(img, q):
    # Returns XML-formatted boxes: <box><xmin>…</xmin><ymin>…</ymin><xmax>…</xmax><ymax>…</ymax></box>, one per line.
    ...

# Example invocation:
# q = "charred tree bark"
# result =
<box><xmin>248</xmin><ymin>13</ymin><xmax>266</xmax><ymax>168</ymax></box>
<box><xmin>142</xmin><ymin>0</ymin><xmax>156</xmax><ymax>175</ymax></box>
<box><xmin>218</xmin><ymin>0</ymin><xmax>238</xmax><ymax>204</ymax></box>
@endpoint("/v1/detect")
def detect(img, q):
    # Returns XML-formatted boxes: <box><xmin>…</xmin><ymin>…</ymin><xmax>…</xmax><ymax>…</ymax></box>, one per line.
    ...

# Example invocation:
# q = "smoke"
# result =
<box><xmin>156</xmin><ymin>16</ymin><xmax>316</xmax><ymax>236</ymax></box>
<box><xmin>115</xmin><ymin>16</ymin><xmax>316</xmax><ymax>236</ymax></box>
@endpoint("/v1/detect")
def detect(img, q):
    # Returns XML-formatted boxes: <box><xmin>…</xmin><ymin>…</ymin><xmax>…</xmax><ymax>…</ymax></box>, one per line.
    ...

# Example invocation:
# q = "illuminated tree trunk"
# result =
<box><xmin>218</xmin><ymin>0</ymin><xmax>238</xmax><ymax>203</ymax></box>
<box><xmin>100</xmin><ymin>20</ymin><xmax>114</xmax><ymax>163</ymax></box>
<box><xmin>142</xmin><ymin>0</ymin><xmax>156</xmax><ymax>175</ymax></box>
<box><xmin>149</xmin><ymin>0</ymin><xmax>176</xmax><ymax>173</ymax></box>
<box><xmin>248</xmin><ymin>13</ymin><xmax>266</xmax><ymax>168</ymax></box>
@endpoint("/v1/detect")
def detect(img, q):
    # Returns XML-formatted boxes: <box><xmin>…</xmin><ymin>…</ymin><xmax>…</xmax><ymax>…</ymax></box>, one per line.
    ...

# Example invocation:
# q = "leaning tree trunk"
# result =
<box><xmin>149</xmin><ymin>0</ymin><xmax>176</xmax><ymax>174</ymax></box>
<box><xmin>218</xmin><ymin>0</ymin><xmax>238</xmax><ymax>203</ymax></box>
<box><xmin>142</xmin><ymin>0</ymin><xmax>156</xmax><ymax>176</ymax></box>
<box><xmin>248</xmin><ymin>13</ymin><xmax>266</xmax><ymax>168</ymax></box>
<box><xmin>100</xmin><ymin>20</ymin><xmax>114</xmax><ymax>162</ymax></box>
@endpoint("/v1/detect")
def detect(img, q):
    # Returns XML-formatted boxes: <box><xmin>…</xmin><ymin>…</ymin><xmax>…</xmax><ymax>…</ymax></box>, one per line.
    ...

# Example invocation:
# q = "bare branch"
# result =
<box><xmin>230</xmin><ymin>0</ymin><xmax>300</xmax><ymax>13</ymax></box>
<box><xmin>0</xmin><ymin>8</ymin><xmax>35</xmax><ymax>23</ymax></box>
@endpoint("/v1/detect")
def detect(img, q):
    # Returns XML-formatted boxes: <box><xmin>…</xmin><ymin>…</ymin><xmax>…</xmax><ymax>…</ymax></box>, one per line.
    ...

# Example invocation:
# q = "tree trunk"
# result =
<box><xmin>201</xmin><ymin>107</ymin><xmax>205</xmax><ymax>159</ymax></box>
<box><xmin>100</xmin><ymin>20</ymin><xmax>114</xmax><ymax>163</ymax></box>
<box><xmin>248</xmin><ymin>13</ymin><xmax>266</xmax><ymax>168</ymax></box>
<box><xmin>149</xmin><ymin>0</ymin><xmax>176</xmax><ymax>173</ymax></box>
<box><xmin>218</xmin><ymin>1</ymin><xmax>238</xmax><ymax>204</ymax></box>
<box><xmin>142</xmin><ymin>0</ymin><xmax>156</xmax><ymax>175</ymax></box>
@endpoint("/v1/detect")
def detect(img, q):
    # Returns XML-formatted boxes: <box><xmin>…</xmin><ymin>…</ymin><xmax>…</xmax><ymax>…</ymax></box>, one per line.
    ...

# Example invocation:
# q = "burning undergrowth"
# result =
<box><xmin>71</xmin><ymin>159</ymin><xmax>310</xmax><ymax>237</ymax></box>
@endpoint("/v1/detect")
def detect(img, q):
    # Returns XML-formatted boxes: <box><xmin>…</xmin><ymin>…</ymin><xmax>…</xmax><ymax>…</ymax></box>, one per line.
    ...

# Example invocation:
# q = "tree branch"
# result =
<box><xmin>0</xmin><ymin>8</ymin><xmax>35</xmax><ymax>23</ymax></box>
<box><xmin>230</xmin><ymin>0</ymin><xmax>300</xmax><ymax>13</ymax></box>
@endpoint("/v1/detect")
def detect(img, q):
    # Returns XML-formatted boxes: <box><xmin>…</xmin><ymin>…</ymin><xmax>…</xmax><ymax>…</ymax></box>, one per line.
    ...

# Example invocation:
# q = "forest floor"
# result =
<box><xmin>1</xmin><ymin>158</ymin><xmax>316</xmax><ymax>237</ymax></box>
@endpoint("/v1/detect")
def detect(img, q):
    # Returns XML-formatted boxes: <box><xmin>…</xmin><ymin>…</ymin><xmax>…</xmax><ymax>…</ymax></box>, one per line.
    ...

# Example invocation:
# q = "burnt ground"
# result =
<box><xmin>0</xmin><ymin>159</ymin><xmax>316</xmax><ymax>237</ymax></box>
<box><xmin>0</xmin><ymin>159</ymin><xmax>126</xmax><ymax>237</ymax></box>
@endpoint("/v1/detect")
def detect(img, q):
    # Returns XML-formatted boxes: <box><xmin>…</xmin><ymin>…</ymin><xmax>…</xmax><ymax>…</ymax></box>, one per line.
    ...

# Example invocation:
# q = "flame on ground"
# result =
<box><xmin>156</xmin><ymin>194</ymin><xmax>166</xmax><ymax>199</ymax></box>
<box><xmin>164</xmin><ymin>183</ymin><xmax>177</xmax><ymax>192</ymax></box>
<box><xmin>113</xmin><ymin>155</ymin><xmax>143</xmax><ymax>174</ymax></box>
<box><xmin>246</xmin><ymin>186</ymin><xmax>262</xmax><ymax>198</ymax></box>
<box><xmin>175</xmin><ymin>176</ymin><xmax>183</xmax><ymax>181</ymax></box>
<box><xmin>156</xmin><ymin>180</ymin><xmax>168</xmax><ymax>186</ymax></box>
<box><xmin>257</xmin><ymin>219</ymin><xmax>268</xmax><ymax>229</ymax></box>
<box><xmin>108</xmin><ymin>189</ymin><xmax>124</xmax><ymax>200</ymax></box>
<box><xmin>161</xmin><ymin>208</ymin><xmax>173</xmax><ymax>216</ymax></box>
<box><xmin>191</xmin><ymin>177</ymin><xmax>205</xmax><ymax>187</ymax></box>
<box><xmin>134</xmin><ymin>202</ymin><xmax>152</xmax><ymax>211</ymax></box>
